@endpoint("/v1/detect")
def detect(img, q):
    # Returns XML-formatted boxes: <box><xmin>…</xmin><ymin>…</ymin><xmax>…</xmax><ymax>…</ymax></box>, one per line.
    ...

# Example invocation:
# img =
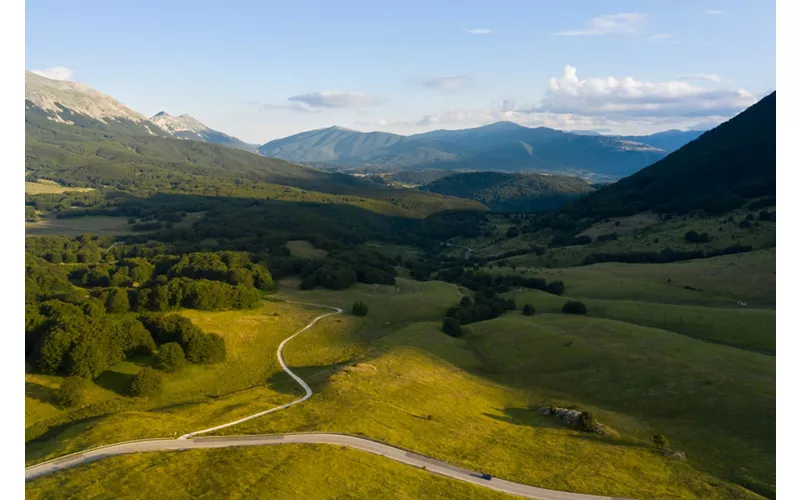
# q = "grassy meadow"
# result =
<box><xmin>25</xmin><ymin>180</ymin><xmax>95</xmax><ymax>195</ymax></box>
<box><xmin>26</xmin><ymin>267</ymin><xmax>775</xmax><ymax>498</ymax></box>
<box><xmin>26</xmin><ymin>444</ymin><xmax>513</xmax><ymax>500</ymax></box>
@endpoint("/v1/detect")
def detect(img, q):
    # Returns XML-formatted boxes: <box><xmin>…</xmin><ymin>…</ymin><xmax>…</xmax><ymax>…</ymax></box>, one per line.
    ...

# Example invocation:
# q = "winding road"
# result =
<box><xmin>25</xmin><ymin>300</ymin><xmax>628</xmax><ymax>500</ymax></box>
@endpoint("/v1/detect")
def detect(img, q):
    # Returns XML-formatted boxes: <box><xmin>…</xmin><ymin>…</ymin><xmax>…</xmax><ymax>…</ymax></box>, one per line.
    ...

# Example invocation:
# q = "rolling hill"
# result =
<box><xmin>421</xmin><ymin>171</ymin><xmax>595</xmax><ymax>212</ymax></box>
<box><xmin>257</xmin><ymin>121</ymin><xmax>698</xmax><ymax>179</ymax></box>
<box><xmin>563</xmin><ymin>91</ymin><xmax>776</xmax><ymax>218</ymax></box>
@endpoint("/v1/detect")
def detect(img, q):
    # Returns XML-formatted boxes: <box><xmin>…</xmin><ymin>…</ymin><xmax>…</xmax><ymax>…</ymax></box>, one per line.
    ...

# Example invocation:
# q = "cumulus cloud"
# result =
<box><xmin>554</xmin><ymin>13</ymin><xmax>646</xmax><ymax>36</ymax></box>
<box><xmin>463</xmin><ymin>28</ymin><xmax>491</xmax><ymax>35</ymax></box>
<box><xmin>423</xmin><ymin>75</ymin><xmax>473</xmax><ymax>92</ymax></box>
<box><xmin>680</xmin><ymin>73</ymin><xmax>723</xmax><ymax>83</ymax></box>
<box><xmin>287</xmin><ymin>90</ymin><xmax>380</xmax><ymax>110</ymax></box>
<box><xmin>535</xmin><ymin>65</ymin><xmax>755</xmax><ymax>118</ymax></box>
<box><xmin>31</xmin><ymin>66</ymin><xmax>74</xmax><ymax>81</ymax></box>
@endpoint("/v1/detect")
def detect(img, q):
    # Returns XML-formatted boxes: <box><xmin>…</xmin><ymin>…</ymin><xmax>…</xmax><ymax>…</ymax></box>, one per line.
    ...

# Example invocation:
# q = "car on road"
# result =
<box><xmin>480</xmin><ymin>473</ymin><xmax>492</xmax><ymax>480</ymax></box>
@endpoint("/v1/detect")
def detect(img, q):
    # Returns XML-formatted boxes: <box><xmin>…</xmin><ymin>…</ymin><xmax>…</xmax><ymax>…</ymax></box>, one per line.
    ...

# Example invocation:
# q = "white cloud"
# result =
<box><xmin>286</xmin><ymin>90</ymin><xmax>380</xmax><ymax>110</ymax></box>
<box><xmin>680</xmin><ymin>73</ymin><xmax>723</xmax><ymax>83</ymax></box>
<box><xmin>536</xmin><ymin>65</ymin><xmax>755</xmax><ymax>118</ymax></box>
<box><xmin>423</xmin><ymin>75</ymin><xmax>473</xmax><ymax>92</ymax></box>
<box><xmin>554</xmin><ymin>13</ymin><xmax>646</xmax><ymax>36</ymax></box>
<box><xmin>463</xmin><ymin>28</ymin><xmax>491</xmax><ymax>35</ymax></box>
<box><xmin>31</xmin><ymin>66</ymin><xmax>74</xmax><ymax>81</ymax></box>
<box><xmin>705</xmin><ymin>10</ymin><xmax>724</xmax><ymax>15</ymax></box>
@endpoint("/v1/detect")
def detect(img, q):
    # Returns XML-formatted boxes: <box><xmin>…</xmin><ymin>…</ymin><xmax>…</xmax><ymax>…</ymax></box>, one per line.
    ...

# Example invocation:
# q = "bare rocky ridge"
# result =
<box><xmin>25</xmin><ymin>71</ymin><xmax>157</xmax><ymax>131</ymax></box>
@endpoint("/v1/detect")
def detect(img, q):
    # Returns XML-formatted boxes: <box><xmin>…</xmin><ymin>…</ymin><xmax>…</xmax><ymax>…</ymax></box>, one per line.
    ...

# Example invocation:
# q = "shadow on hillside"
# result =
<box><xmin>482</xmin><ymin>407</ymin><xmax>564</xmax><ymax>430</ymax></box>
<box><xmin>26</xmin><ymin>382</ymin><xmax>59</xmax><ymax>406</ymax></box>
<box><xmin>94</xmin><ymin>370</ymin><xmax>135</xmax><ymax>397</ymax></box>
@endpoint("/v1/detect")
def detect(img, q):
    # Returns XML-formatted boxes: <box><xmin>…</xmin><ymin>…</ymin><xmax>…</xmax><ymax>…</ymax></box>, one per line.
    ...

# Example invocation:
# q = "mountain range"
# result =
<box><xmin>24</xmin><ymin>70</ymin><xmax>709</xmax><ymax>183</ymax></box>
<box><xmin>258</xmin><ymin>121</ymin><xmax>703</xmax><ymax>179</ymax></box>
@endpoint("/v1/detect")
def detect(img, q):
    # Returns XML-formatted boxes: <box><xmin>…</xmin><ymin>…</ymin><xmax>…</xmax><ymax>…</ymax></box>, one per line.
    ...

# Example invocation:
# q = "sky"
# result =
<box><xmin>25</xmin><ymin>0</ymin><xmax>776</xmax><ymax>143</ymax></box>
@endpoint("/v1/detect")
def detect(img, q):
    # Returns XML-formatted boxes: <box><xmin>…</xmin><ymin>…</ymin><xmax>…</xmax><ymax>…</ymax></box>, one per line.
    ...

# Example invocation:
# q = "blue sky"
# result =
<box><xmin>26</xmin><ymin>0</ymin><xmax>775</xmax><ymax>143</ymax></box>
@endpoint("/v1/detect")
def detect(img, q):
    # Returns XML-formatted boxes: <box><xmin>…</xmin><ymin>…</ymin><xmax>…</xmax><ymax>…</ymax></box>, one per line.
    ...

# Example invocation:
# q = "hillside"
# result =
<box><xmin>25</xmin><ymin>112</ymin><xmax>485</xmax><ymax>217</ymax></box>
<box><xmin>258</xmin><ymin>122</ymin><xmax>684</xmax><ymax>179</ymax></box>
<box><xmin>563</xmin><ymin>91</ymin><xmax>776</xmax><ymax>219</ymax></box>
<box><xmin>150</xmin><ymin>112</ymin><xmax>259</xmax><ymax>154</ymax></box>
<box><xmin>25</xmin><ymin>71</ymin><xmax>169</xmax><ymax>138</ymax></box>
<box><xmin>422</xmin><ymin>172</ymin><xmax>595</xmax><ymax>212</ymax></box>
<box><xmin>619</xmin><ymin>130</ymin><xmax>705</xmax><ymax>152</ymax></box>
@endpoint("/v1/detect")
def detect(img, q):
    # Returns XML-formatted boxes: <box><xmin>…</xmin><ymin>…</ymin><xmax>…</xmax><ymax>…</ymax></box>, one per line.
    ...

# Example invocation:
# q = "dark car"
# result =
<box><xmin>480</xmin><ymin>473</ymin><xmax>492</xmax><ymax>481</ymax></box>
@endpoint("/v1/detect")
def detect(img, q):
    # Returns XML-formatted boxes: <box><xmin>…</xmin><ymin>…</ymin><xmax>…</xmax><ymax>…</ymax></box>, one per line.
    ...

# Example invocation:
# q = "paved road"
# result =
<box><xmin>178</xmin><ymin>301</ymin><xmax>342</xmax><ymax>439</ymax></box>
<box><xmin>25</xmin><ymin>433</ymin><xmax>629</xmax><ymax>500</ymax></box>
<box><xmin>25</xmin><ymin>300</ymin><xmax>632</xmax><ymax>500</ymax></box>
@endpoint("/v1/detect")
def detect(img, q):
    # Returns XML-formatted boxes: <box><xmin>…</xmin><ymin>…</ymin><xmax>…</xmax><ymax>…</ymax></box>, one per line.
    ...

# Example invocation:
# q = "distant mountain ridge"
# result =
<box><xmin>150</xmin><ymin>111</ymin><xmax>259</xmax><ymax>154</ymax></box>
<box><xmin>258</xmin><ymin>121</ymin><xmax>701</xmax><ymax>179</ymax></box>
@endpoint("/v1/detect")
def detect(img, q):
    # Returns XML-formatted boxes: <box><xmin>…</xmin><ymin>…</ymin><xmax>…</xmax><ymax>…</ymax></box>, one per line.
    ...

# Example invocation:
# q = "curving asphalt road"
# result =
<box><xmin>24</xmin><ymin>433</ymin><xmax>629</xmax><ymax>500</ymax></box>
<box><xmin>25</xmin><ymin>300</ymin><xmax>630</xmax><ymax>500</ymax></box>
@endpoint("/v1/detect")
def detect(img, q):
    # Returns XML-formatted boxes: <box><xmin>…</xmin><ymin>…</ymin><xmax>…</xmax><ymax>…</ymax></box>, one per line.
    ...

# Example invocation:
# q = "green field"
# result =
<box><xmin>285</xmin><ymin>240</ymin><xmax>328</xmax><ymax>260</ymax></box>
<box><xmin>26</xmin><ymin>268</ymin><xmax>774</xmax><ymax>499</ymax></box>
<box><xmin>457</xmin><ymin>211</ymin><xmax>775</xmax><ymax>268</ymax></box>
<box><xmin>25</xmin><ymin>180</ymin><xmax>95</xmax><ymax>195</ymax></box>
<box><xmin>25</xmin><ymin>216</ymin><xmax>135</xmax><ymax>237</ymax></box>
<box><xmin>26</xmin><ymin>444</ymin><xmax>513</xmax><ymax>500</ymax></box>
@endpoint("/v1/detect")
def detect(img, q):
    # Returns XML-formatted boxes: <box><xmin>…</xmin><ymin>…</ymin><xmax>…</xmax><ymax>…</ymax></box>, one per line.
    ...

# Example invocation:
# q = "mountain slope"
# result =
<box><xmin>422</xmin><ymin>172</ymin><xmax>595</xmax><ymax>212</ymax></box>
<box><xmin>25</xmin><ymin>110</ymin><xmax>485</xmax><ymax>217</ymax></box>
<box><xmin>563</xmin><ymin>92</ymin><xmax>776</xmax><ymax>218</ymax></box>
<box><xmin>618</xmin><ymin>130</ymin><xmax>705</xmax><ymax>153</ymax></box>
<box><xmin>150</xmin><ymin>112</ymin><xmax>259</xmax><ymax>154</ymax></box>
<box><xmin>258</xmin><ymin>122</ymin><xmax>677</xmax><ymax>179</ymax></box>
<box><xmin>25</xmin><ymin>71</ymin><xmax>169</xmax><ymax>138</ymax></box>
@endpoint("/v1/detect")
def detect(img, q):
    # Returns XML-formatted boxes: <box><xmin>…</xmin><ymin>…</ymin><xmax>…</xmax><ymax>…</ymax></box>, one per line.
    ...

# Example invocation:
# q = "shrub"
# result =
<box><xmin>57</xmin><ymin>376</ymin><xmax>85</xmax><ymax>408</ymax></box>
<box><xmin>684</xmin><ymin>230</ymin><xmax>710</xmax><ymax>243</ymax></box>
<box><xmin>155</xmin><ymin>342</ymin><xmax>186</xmax><ymax>372</ymax></box>
<box><xmin>562</xmin><ymin>300</ymin><xmax>588</xmax><ymax>315</ymax></box>
<box><xmin>129</xmin><ymin>367</ymin><xmax>163</xmax><ymax>397</ymax></box>
<box><xmin>522</xmin><ymin>304</ymin><xmax>535</xmax><ymax>316</ymax></box>
<box><xmin>546</xmin><ymin>280</ymin><xmax>565</xmax><ymax>296</ymax></box>
<box><xmin>185</xmin><ymin>332</ymin><xmax>226</xmax><ymax>364</ymax></box>
<box><xmin>504</xmin><ymin>298</ymin><xmax>516</xmax><ymax>311</ymax></box>
<box><xmin>506</xmin><ymin>226</ymin><xmax>520</xmax><ymax>238</ymax></box>
<box><xmin>578</xmin><ymin>411</ymin><xmax>596</xmax><ymax>432</ymax></box>
<box><xmin>653</xmin><ymin>434</ymin><xmax>669</xmax><ymax>449</ymax></box>
<box><xmin>442</xmin><ymin>317</ymin><xmax>463</xmax><ymax>337</ymax></box>
<box><xmin>459</xmin><ymin>296</ymin><xmax>474</xmax><ymax>308</ymax></box>
<box><xmin>105</xmin><ymin>288</ymin><xmax>130</xmax><ymax>313</ymax></box>
<box><xmin>351</xmin><ymin>300</ymin><xmax>369</xmax><ymax>317</ymax></box>
<box><xmin>739</xmin><ymin>220</ymin><xmax>752</xmax><ymax>229</ymax></box>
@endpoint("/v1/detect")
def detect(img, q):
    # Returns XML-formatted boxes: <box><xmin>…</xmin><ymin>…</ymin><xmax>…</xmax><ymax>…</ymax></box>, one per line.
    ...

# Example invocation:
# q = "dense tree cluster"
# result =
<box><xmin>436</xmin><ymin>266</ymin><xmax>565</xmax><ymax>296</ymax></box>
<box><xmin>444</xmin><ymin>291</ymin><xmax>516</xmax><ymax>328</ymax></box>
<box><xmin>32</xmin><ymin>300</ymin><xmax>156</xmax><ymax>378</ymax></box>
<box><xmin>582</xmin><ymin>244</ymin><xmax>753</xmax><ymax>266</ymax></box>
<box><xmin>684</xmin><ymin>230</ymin><xmax>710</xmax><ymax>243</ymax></box>
<box><xmin>139</xmin><ymin>314</ymin><xmax>226</xmax><ymax>364</ymax></box>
